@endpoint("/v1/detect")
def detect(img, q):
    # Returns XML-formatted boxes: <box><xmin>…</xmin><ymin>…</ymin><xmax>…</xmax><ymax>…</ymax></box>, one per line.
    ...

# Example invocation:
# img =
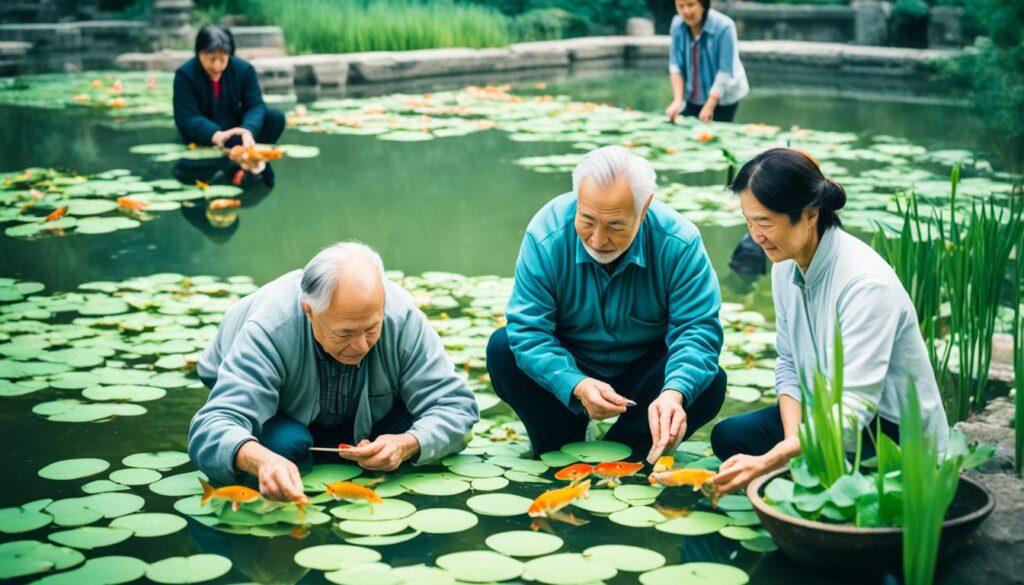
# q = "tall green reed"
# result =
<box><xmin>1015</xmin><ymin>222</ymin><xmax>1023</xmax><ymax>476</ymax></box>
<box><xmin>798</xmin><ymin>317</ymin><xmax>849</xmax><ymax>488</ymax></box>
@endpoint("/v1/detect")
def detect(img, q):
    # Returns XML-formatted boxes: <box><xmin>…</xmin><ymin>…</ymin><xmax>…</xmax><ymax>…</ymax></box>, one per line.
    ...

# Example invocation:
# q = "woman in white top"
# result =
<box><xmin>709</xmin><ymin>148</ymin><xmax>949</xmax><ymax>494</ymax></box>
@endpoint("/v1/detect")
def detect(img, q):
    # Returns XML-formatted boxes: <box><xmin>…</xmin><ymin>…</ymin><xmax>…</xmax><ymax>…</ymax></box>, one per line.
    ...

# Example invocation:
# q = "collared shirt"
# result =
<box><xmin>772</xmin><ymin>227</ymin><xmax>949</xmax><ymax>453</ymax></box>
<box><xmin>505</xmin><ymin>193</ymin><xmax>723</xmax><ymax>410</ymax></box>
<box><xmin>669</xmin><ymin>10</ymin><xmax>749</xmax><ymax>106</ymax></box>
<box><xmin>311</xmin><ymin>340</ymin><xmax>360</xmax><ymax>430</ymax></box>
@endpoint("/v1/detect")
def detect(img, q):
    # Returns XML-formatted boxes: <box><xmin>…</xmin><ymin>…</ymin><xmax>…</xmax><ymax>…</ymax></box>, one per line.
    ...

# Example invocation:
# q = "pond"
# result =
<box><xmin>0</xmin><ymin>69</ymin><xmax>1011</xmax><ymax>584</ymax></box>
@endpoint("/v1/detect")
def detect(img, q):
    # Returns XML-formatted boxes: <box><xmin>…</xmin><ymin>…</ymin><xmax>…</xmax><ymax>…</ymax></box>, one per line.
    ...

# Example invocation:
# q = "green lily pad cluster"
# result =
<box><xmin>129</xmin><ymin>143</ymin><xmax>321</xmax><ymax>162</ymax></box>
<box><xmin>0</xmin><ymin>71</ymin><xmax>174</xmax><ymax>115</ymax></box>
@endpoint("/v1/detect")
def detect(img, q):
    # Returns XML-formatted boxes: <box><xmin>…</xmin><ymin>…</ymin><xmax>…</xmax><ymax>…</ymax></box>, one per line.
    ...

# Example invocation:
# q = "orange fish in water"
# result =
<box><xmin>696</xmin><ymin>131</ymin><xmax>714</xmax><ymax>143</ymax></box>
<box><xmin>111</xmin><ymin>79</ymin><xmax>124</xmax><ymax>94</ymax></box>
<box><xmin>109</xmin><ymin>97</ymin><xmax>126</xmax><ymax>108</ymax></box>
<box><xmin>648</xmin><ymin>467</ymin><xmax>715</xmax><ymax>489</ymax></box>
<box><xmin>228</xmin><ymin>145</ymin><xmax>283</xmax><ymax>163</ymax></box>
<box><xmin>553</xmin><ymin>463</ymin><xmax>593</xmax><ymax>482</ymax></box>
<box><xmin>323</xmin><ymin>481</ymin><xmax>384</xmax><ymax>504</ymax></box>
<box><xmin>45</xmin><ymin>206</ymin><xmax>67</xmax><ymax>222</ymax></box>
<box><xmin>90</xmin><ymin>79</ymin><xmax>102</xmax><ymax>89</ymax></box>
<box><xmin>593</xmin><ymin>461</ymin><xmax>644</xmax><ymax>487</ymax></box>
<box><xmin>653</xmin><ymin>456</ymin><xmax>675</xmax><ymax>473</ymax></box>
<box><xmin>147</xmin><ymin>75</ymin><xmax>157</xmax><ymax>91</ymax></box>
<box><xmin>232</xmin><ymin>169</ymin><xmax>245</xmax><ymax>186</ymax></box>
<box><xmin>208</xmin><ymin>198</ymin><xmax>241</xmax><ymax>210</ymax></box>
<box><xmin>198</xmin><ymin>477</ymin><xmax>261</xmax><ymax>512</ymax></box>
<box><xmin>195</xmin><ymin>180</ymin><xmax>209</xmax><ymax>190</ymax></box>
<box><xmin>527</xmin><ymin>479</ymin><xmax>591</xmax><ymax>526</ymax></box>
<box><xmin>117</xmin><ymin>197</ymin><xmax>148</xmax><ymax>211</ymax></box>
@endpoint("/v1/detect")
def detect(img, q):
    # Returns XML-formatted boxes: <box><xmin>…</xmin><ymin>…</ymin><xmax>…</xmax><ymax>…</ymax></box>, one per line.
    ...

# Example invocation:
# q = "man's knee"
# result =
<box><xmin>259</xmin><ymin>415</ymin><xmax>312</xmax><ymax>465</ymax></box>
<box><xmin>710</xmin><ymin>416</ymin><xmax>744</xmax><ymax>461</ymax></box>
<box><xmin>486</xmin><ymin>328</ymin><xmax>517</xmax><ymax>391</ymax></box>
<box><xmin>259</xmin><ymin>108</ymin><xmax>286</xmax><ymax>143</ymax></box>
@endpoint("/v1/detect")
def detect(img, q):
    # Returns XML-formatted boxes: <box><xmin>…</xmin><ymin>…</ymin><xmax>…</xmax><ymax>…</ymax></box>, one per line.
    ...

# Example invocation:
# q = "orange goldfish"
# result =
<box><xmin>653</xmin><ymin>456</ymin><xmax>675</xmax><ymax>473</ymax></box>
<box><xmin>147</xmin><ymin>75</ymin><xmax>157</xmax><ymax>91</ymax></box>
<box><xmin>208</xmin><ymin>198</ymin><xmax>241</xmax><ymax>210</ymax></box>
<box><xmin>553</xmin><ymin>463</ymin><xmax>593</xmax><ymax>482</ymax></box>
<box><xmin>228</xmin><ymin>145</ymin><xmax>283</xmax><ymax>163</ymax></box>
<box><xmin>696</xmin><ymin>131</ymin><xmax>714</xmax><ymax>143</ymax></box>
<box><xmin>527</xmin><ymin>479</ymin><xmax>591</xmax><ymax>526</ymax></box>
<box><xmin>90</xmin><ymin>79</ymin><xmax>102</xmax><ymax>89</ymax></box>
<box><xmin>72</xmin><ymin>94</ymin><xmax>90</xmax><ymax>103</ymax></box>
<box><xmin>232</xmin><ymin>169</ymin><xmax>245</xmax><ymax>186</ymax></box>
<box><xmin>111</xmin><ymin>79</ymin><xmax>124</xmax><ymax>94</ymax></box>
<box><xmin>45</xmin><ymin>206</ymin><xmax>67</xmax><ymax>222</ymax></box>
<box><xmin>323</xmin><ymin>481</ymin><xmax>384</xmax><ymax>504</ymax></box>
<box><xmin>109</xmin><ymin>97</ymin><xmax>126</xmax><ymax>108</ymax></box>
<box><xmin>195</xmin><ymin>180</ymin><xmax>209</xmax><ymax>190</ymax></box>
<box><xmin>648</xmin><ymin>468</ymin><xmax>715</xmax><ymax>489</ymax></box>
<box><xmin>593</xmin><ymin>461</ymin><xmax>644</xmax><ymax>487</ymax></box>
<box><xmin>199</xmin><ymin>477</ymin><xmax>261</xmax><ymax>511</ymax></box>
<box><xmin>117</xmin><ymin>197</ymin><xmax>148</xmax><ymax>211</ymax></box>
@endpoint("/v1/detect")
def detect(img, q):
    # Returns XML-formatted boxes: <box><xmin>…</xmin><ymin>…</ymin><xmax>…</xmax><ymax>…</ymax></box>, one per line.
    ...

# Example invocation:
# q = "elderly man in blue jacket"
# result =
<box><xmin>488</xmin><ymin>146</ymin><xmax>726</xmax><ymax>463</ymax></box>
<box><xmin>190</xmin><ymin>242</ymin><xmax>479</xmax><ymax>502</ymax></box>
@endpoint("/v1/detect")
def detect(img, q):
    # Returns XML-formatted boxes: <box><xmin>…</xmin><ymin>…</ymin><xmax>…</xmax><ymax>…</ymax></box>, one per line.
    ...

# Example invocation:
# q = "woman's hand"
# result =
<box><xmin>710</xmin><ymin>453</ymin><xmax>769</xmax><ymax>495</ymax></box>
<box><xmin>698</xmin><ymin>98</ymin><xmax>718</xmax><ymax>124</ymax></box>
<box><xmin>665</xmin><ymin>99</ymin><xmax>684</xmax><ymax>123</ymax></box>
<box><xmin>211</xmin><ymin>127</ymin><xmax>254</xmax><ymax>148</ymax></box>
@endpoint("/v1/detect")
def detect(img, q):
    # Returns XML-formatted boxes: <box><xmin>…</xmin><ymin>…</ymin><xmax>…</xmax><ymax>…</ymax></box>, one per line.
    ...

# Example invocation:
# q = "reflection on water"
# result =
<box><xmin>173</xmin><ymin>157</ymin><xmax>277</xmax><ymax>244</ymax></box>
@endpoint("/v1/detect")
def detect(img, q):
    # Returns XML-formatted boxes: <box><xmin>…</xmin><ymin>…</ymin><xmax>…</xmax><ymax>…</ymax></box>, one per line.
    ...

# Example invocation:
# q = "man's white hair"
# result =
<box><xmin>300</xmin><ymin>241</ymin><xmax>385</xmax><ymax>314</ymax></box>
<box><xmin>571</xmin><ymin>145</ymin><xmax>657</xmax><ymax>214</ymax></box>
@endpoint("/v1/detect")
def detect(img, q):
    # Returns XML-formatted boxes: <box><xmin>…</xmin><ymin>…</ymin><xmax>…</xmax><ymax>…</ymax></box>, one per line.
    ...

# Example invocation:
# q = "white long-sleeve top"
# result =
<box><xmin>772</xmin><ymin>227</ymin><xmax>949</xmax><ymax>454</ymax></box>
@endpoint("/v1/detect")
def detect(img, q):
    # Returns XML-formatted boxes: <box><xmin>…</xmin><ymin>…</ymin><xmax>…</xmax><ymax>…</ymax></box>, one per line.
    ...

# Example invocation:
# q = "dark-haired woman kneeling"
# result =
<box><xmin>706</xmin><ymin>148</ymin><xmax>949</xmax><ymax>495</ymax></box>
<box><xmin>173</xmin><ymin>25</ymin><xmax>285</xmax><ymax>149</ymax></box>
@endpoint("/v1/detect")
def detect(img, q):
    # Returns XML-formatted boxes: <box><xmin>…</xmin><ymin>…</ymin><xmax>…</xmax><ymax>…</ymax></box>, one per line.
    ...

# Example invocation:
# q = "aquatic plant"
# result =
<box><xmin>797</xmin><ymin>319</ymin><xmax>851</xmax><ymax>489</ymax></box>
<box><xmin>1015</xmin><ymin>223</ymin><xmax>1024</xmax><ymax>476</ymax></box>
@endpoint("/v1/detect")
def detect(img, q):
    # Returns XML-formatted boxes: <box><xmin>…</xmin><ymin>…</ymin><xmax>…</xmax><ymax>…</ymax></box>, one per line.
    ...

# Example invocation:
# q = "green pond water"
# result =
<box><xmin>0</xmin><ymin>70</ymin><xmax>1010</xmax><ymax>584</ymax></box>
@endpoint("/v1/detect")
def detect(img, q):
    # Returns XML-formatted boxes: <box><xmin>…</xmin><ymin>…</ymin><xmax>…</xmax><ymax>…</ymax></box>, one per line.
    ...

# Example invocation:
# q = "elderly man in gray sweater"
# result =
<box><xmin>189</xmin><ymin>242</ymin><xmax>479</xmax><ymax>502</ymax></box>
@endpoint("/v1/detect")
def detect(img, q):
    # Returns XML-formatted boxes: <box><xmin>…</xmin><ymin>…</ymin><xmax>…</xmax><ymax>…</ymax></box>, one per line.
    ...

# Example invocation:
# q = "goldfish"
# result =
<box><xmin>195</xmin><ymin>180</ymin><xmax>209</xmax><ymax>190</ymax></box>
<box><xmin>696</xmin><ymin>131</ymin><xmax>714</xmax><ymax>143</ymax></box>
<box><xmin>231</xmin><ymin>169</ymin><xmax>245</xmax><ymax>186</ymax></box>
<box><xmin>111</xmin><ymin>79</ymin><xmax>124</xmax><ymax>94</ymax></box>
<box><xmin>228</xmin><ymin>145</ymin><xmax>283</xmax><ymax>163</ymax></box>
<box><xmin>188</xmin><ymin>142</ymin><xmax>199</xmax><ymax>150</ymax></box>
<box><xmin>147</xmin><ymin>75</ymin><xmax>157</xmax><ymax>91</ymax></box>
<box><xmin>553</xmin><ymin>463</ymin><xmax>593</xmax><ymax>482</ymax></box>
<box><xmin>90</xmin><ymin>79</ymin><xmax>102</xmax><ymax>89</ymax></box>
<box><xmin>653</xmin><ymin>456</ymin><xmax>675</xmax><ymax>473</ymax></box>
<box><xmin>45</xmin><ymin>206</ymin><xmax>67</xmax><ymax>222</ymax></box>
<box><xmin>527</xmin><ymin>479</ymin><xmax>591</xmax><ymax>526</ymax></box>
<box><xmin>593</xmin><ymin>461</ymin><xmax>644</xmax><ymax>487</ymax></box>
<box><xmin>72</xmin><ymin>94</ymin><xmax>90</xmax><ymax>103</ymax></box>
<box><xmin>199</xmin><ymin>477</ymin><xmax>261</xmax><ymax>511</ymax></box>
<box><xmin>323</xmin><ymin>481</ymin><xmax>383</xmax><ymax>504</ymax></box>
<box><xmin>208</xmin><ymin>198</ymin><xmax>241</xmax><ymax>210</ymax></box>
<box><xmin>648</xmin><ymin>467</ymin><xmax>715</xmax><ymax>489</ymax></box>
<box><xmin>665</xmin><ymin>146</ymin><xmax>678</xmax><ymax>154</ymax></box>
<box><xmin>109</xmin><ymin>97</ymin><xmax>126</xmax><ymax>108</ymax></box>
<box><xmin>117</xmin><ymin>197</ymin><xmax>148</xmax><ymax>211</ymax></box>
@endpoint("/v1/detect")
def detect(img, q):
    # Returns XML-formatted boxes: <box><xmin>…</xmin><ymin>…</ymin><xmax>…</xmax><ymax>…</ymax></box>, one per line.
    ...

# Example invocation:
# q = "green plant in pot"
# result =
<box><xmin>752</xmin><ymin>320</ymin><xmax>995</xmax><ymax>582</ymax></box>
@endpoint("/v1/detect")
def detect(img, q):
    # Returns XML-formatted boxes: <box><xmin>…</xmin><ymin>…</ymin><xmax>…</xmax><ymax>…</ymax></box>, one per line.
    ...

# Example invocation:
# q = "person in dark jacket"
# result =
<box><xmin>173</xmin><ymin>25</ymin><xmax>285</xmax><ymax>149</ymax></box>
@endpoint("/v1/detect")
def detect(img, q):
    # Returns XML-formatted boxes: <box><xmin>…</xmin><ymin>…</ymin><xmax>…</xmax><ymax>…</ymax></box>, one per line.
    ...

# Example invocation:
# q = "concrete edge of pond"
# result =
<box><xmin>109</xmin><ymin>37</ymin><xmax>959</xmax><ymax>101</ymax></box>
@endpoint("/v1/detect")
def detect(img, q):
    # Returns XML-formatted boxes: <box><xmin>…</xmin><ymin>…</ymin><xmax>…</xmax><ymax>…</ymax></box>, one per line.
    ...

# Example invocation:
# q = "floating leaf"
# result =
<box><xmin>108</xmin><ymin>468</ymin><xmax>162</xmax><ymax>486</ymax></box>
<box><xmin>47</xmin><ymin>526</ymin><xmax>133</xmax><ymax>550</ymax></box>
<box><xmin>336</xmin><ymin>519</ymin><xmax>409</xmax><ymax>536</ymax></box>
<box><xmin>571</xmin><ymin>489</ymin><xmax>628</xmax><ymax>515</ymax></box>
<box><xmin>608</xmin><ymin>505</ymin><xmax>667</xmax><ymax>528</ymax></box>
<box><xmin>639</xmin><ymin>562</ymin><xmax>749</xmax><ymax>585</ymax></box>
<box><xmin>485</xmin><ymin>531</ymin><xmax>563</xmax><ymax>557</ymax></box>
<box><xmin>654</xmin><ymin>511</ymin><xmax>730</xmax><ymax>536</ymax></box>
<box><xmin>146</xmin><ymin>554</ymin><xmax>232</xmax><ymax>584</ymax></box>
<box><xmin>613</xmin><ymin>484</ymin><xmax>663</xmax><ymax>506</ymax></box>
<box><xmin>583</xmin><ymin>544</ymin><xmax>665</xmax><ymax>572</ymax></box>
<box><xmin>0</xmin><ymin>540</ymin><xmax>84</xmax><ymax>579</ymax></box>
<box><xmin>435</xmin><ymin>550</ymin><xmax>524</xmax><ymax>583</ymax></box>
<box><xmin>39</xmin><ymin>458</ymin><xmax>110</xmax><ymax>480</ymax></box>
<box><xmin>331</xmin><ymin>499</ymin><xmax>416</xmax><ymax>521</ymax></box>
<box><xmin>470</xmin><ymin>477</ymin><xmax>509</xmax><ymax>491</ymax></box>
<box><xmin>521</xmin><ymin>553</ymin><xmax>618</xmax><ymax>585</ymax></box>
<box><xmin>719</xmin><ymin>526</ymin><xmax>762</xmax><ymax>540</ymax></box>
<box><xmin>344</xmin><ymin>531</ymin><xmax>421</xmax><ymax>547</ymax></box>
<box><xmin>466</xmin><ymin>493</ymin><xmax>533</xmax><ymax>516</ymax></box>
<box><xmin>293</xmin><ymin>544</ymin><xmax>381</xmax><ymax>571</ymax></box>
<box><xmin>449</xmin><ymin>462</ymin><xmax>505</xmax><ymax>478</ymax></box>
<box><xmin>301</xmin><ymin>464</ymin><xmax>362</xmax><ymax>491</ymax></box>
<box><xmin>406</xmin><ymin>508</ymin><xmax>478</xmax><ymax>534</ymax></box>
<box><xmin>82</xmin><ymin>385</ymin><xmax>166</xmax><ymax>402</ymax></box>
<box><xmin>122</xmin><ymin>451</ymin><xmax>189</xmax><ymax>470</ymax></box>
<box><xmin>0</xmin><ymin>499</ymin><xmax>53</xmax><ymax>534</ymax></box>
<box><xmin>33</xmin><ymin>555</ymin><xmax>148</xmax><ymax>585</ymax></box>
<box><xmin>740</xmin><ymin>536</ymin><xmax>778</xmax><ymax>553</ymax></box>
<box><xmin>560</xmin><ymin>441</ymin><xmax>631</xmax><ymax>463</ymax></box>
<box><xmin>109</xmin><ymin>513</ymin><xmax>187</xmax><ymax>537</ymax></box>
<box><xmin>173</xmin><ymin>496</ymin><xmax>213</xmax><ymax>517</ymax></box>
<box><xmin>398</xmin><ymin>476</ymin><xmax>469</xmax><ymax>496</ymax></box>
<box><xmin>539</xmin><ymin>451</ymin><xmax>579</xmax><ymax>467</ymax></box>
<box><xmin>150</xmin><ymin>470</ymin><xmax>207</xmax><ymax>496</ymax></box>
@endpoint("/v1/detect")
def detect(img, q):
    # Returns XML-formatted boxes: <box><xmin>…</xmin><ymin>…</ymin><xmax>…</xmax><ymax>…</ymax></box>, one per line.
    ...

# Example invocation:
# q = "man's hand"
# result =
<box><xmin>572</xmin><ymin>378</ymin><xmax>628</xmax><ymax>420</ymax></box>
<box><xmin>698</xmin><ymin>95</ymin><xmax>720</xmax><ymax>124</ymax></box>
<box><xmin>647</xmin><ymin>391</ymin><xmax>687</xmax><ymax>463</ymax></box>
<box><xmin>665</xmin><ymin>99</ymin><xmax>684</xmax><ymax>123</ymax></box>
<box><xmin>211</xmin><ymin>127</ymin><xmax>253</xmax><ymax>148</ymax></box>
<box><xmin>710</xmin><ymin>453</ymin><xmax>769</xmax><ymax>495</ymax></box>
<box><xmin>235</xmin><ymin>441</ymin><xmax>308</xmax><ymax>504</ymax></box>
<box><xmin>338</xmin><ymin>433</ymin><xmax>420</xmax><ymax>471</ymax></box>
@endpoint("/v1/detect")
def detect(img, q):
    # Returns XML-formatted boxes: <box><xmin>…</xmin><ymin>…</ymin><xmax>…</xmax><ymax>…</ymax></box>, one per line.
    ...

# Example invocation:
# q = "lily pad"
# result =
<box><xmin>108</xmin><ymin>468</ymin><xmax>162</xmax><ymax>486</ymax></box>
<box><xmin>485</xmin><ymin>531</ymin><xmax>563</xmax><ymax>557</ymax></box>
<box><xmin>521</xmin><ymin>553</ymin><xmax>618</xmax><ymax>585</ymax></box>
<box><xmin>336</xmin><ymin>519</ymin><xmax>409</xmax><ymax>536</ymax></box>
<box><xmin>0</xmin><ymin>499</ymin><xmax>53</xmax><ymax>534</ymax></box>
<box><xmin>301</xmin><ymin>464</ymin><xmax>363</xmax><ymax>491</ymax></box>
<box><xmin>613</xmin><ymin>484</ymin><xmax>663</xmax><ymax>506</ymax></box>
<box><xmin>504</xmin><ymin>470</ymin><xmax>552</xmax><ymax>484</ymax></box>
<box><xmin>435</xmin><ymin>550</ymin><xmax>524</xmax><ymax>583</ymax></box>
<box><xmin>0</xmin><ymin>540</ymin><xmax>85</xmax><ymax>579</ymax></box>
<box><xmin>741</xmin><ymin>536</ymin><xmax>778</xmax><ymax>553</ymax></box>
<box><xmin>655</xmin><ymin>511</ymin><xmax>731</xmax><ymax>536</ymax></box>
<box><xmin>47</xmin><ymin>526</ymin><xmax>133</xmax><ymax>550</ymax></box>
<box><xmin>331</xmin><ymin>499</ymin><xmax>416</xmax><ymax>521</ymax></box>
<box><xmin>122</xmin><ymin>451</ymin><xmax>190</xmax><ymax>469</ymax></box>
<box><xmin>539</xmin><ymin>451</ymin><xmax>579</xmax><ymax>467</ymax></box>
<box><xmin>716</xmin><ymin>494</ymin><xmax>753</xmax><ymax>512</ymax></box>
<box><xmin>727</xmin><ymin>386</ymin><xmax>762</xmax><ymax>403</ymax></box>
<box><xmin>344</xmin><ymin>531</ymin><xmax>422</xmax><ymax>547</ymax></box>
<box><xmin>471</xmin><ymin>476</ymin><xmax>509</xmax><ymax>491</ymax></box>
<box><xmin>82</xmin><ymin>384</ymin><xmax>166</xmax><ymax>402</ymax></box>
<box><xmin>571</xmin><ymin>489</ymin><xmax>629</xmax><ymax>515</ymax></box>
<box><xmin>33</xmin><ymin>555</ymin><xmax>148</xmax><ymax>585</ymax></box>
<box><xmin>608</xmin><ymin>505</ymin><xmax>667</xmax><ymax>528</ymax></box>
<box><xmin>583</xmin><ymin>544</ymin><xmax>666</xmax><ymax>572</ymax></box>
<box><xmin>277</xmin><ymin>144</ymin><xmax>321</xmax><ymax>158</ymax></box>
<box><xmin>146</xmin><ymin>554</ymin><xmax>232</xmax><ymax>584</ymax></box>
<box><xmin>398</xmin><ymin>476</ymin><xmax>469</xmax><ymax>496</ymax></box>
<box><xmin>560</xmin><ymin>441</ymin><xmax>631</xmax><ymax>463</ymax></box>
<box><xmin>150</xmin><ymin>470</ymin><xmax>207</xmax><ymax>496</ymax></box>
<box><xmin>466</xmin><ymin>493</ymin><xmax>533</xmax><ymax>516</ymax></box>
<box><xmin>109</xmin><ymin>512</ymin><xmax>187</xmax><ymax>537</ymax></box>
<box><xmin>293</xmin><ymin>544</ymin><xmax>381</xmax><ymax>571</ymax></box>
<box><xmin>639</xmin><ymin>562</ymin><xmax>749</xmax><ymax>585</ymax></box>
<box><xmin>173</xmin><ymin>496</ymin><xmax>214</xmax><ymax>516</ymax></box>
<box><xmin>39</xmin><ymin>458</ymin><xmax>110</xmax><ymax>480</ymax></box>
<box><xmin>449</xmin><ymin>462</ymin><xmax>505</xmax><ymax>478</ymax></box>
<box><xmin>407</xmin><ymin>508</ymin><xmax>478</xmax><ymax>534</ymax></box>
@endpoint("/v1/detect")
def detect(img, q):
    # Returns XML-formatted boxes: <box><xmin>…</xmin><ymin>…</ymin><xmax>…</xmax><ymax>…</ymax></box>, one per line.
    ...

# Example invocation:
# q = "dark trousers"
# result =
<box><xmin>682</xmin><ymin>101</ymin><xmax>739</xmax><ymax>122</ymax></box>
<box><xmin>486</xmin><ymin>327</ymin><xmax>727</xmax><ymax>457</ymax></box>
<box><xmin>253</xmin><ymin>402</ymin><xmax>414</xmax><ymax>473</ymax></box>
<box><xmin>710</xmin><ymin>405</ymin><xmax>901</xmax><ymax>462</ymax></box>
<box><xmin>182</xmin><ymin>107</ymin><xmax>286</xmax><ymax>146</ymax></box>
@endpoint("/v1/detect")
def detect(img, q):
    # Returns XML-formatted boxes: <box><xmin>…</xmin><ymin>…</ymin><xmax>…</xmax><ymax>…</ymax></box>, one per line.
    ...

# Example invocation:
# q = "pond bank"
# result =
<box><xmin>113</xmin><ymin>37</ymin><xmax>957</xmax><ymax>102</ymax></box>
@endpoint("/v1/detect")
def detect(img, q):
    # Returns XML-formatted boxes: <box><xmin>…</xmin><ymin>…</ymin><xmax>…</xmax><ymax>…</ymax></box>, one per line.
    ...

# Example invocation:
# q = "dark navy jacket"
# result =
<box><xmin>173</xmin><ymin>56</ymin><xmax>266</xmax><ymax>145</ymax></box>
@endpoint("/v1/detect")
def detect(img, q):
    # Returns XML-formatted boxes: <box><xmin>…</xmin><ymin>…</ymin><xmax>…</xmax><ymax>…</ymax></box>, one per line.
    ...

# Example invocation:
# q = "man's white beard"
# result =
<box><xmin>583</xmin><ymin>242</ymin><xmax>624</xmax><ymax>265</ymax></box>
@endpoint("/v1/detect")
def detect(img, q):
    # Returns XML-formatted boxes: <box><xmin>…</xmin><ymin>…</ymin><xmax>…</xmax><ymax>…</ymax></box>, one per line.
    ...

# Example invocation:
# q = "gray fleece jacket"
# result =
<box><xmin>189</xmin><ymin>270</ymin><xmax>479</xmax><ymax>485</ymax></box>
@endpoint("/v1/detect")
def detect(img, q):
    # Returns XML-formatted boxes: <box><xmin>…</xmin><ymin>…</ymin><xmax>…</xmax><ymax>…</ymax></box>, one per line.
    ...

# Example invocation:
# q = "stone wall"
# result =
<box><xmin>0</xmin><ymin>21</ymin><xmax>149</xmax><ymax>73</ymax></box>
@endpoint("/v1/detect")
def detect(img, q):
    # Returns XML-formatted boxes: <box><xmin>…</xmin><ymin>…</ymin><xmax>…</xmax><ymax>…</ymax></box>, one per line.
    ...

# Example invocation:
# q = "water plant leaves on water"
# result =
<box><xmin>608</xmin><ymin>505</ymin><xmax>667</xmax><ymax>528</ymax></box>
<box><xmin>448</xmin><ymin>461</ymin><xmax>505</xmax><ymax>478</ymax></box>
<box><xmin>654</xmin><ymin>511</ymin><xmax>730</xmax><ymax>536</ymax></box>
<box><xmin>81</xmin><ymin>480</ymin><xmax>130</xmax><ymax>494</ymax></box>
<box><xmin>741</xmin><ymin>536</ymin><xmax>779</xmax><ymax>553</ymax></box>
<box><xmin>33</xmin><ymin>555</ymin><xmax>149</xmax><ymax>585</ymax></box>
<box><xmin>560</xmin><ymin>441</ymin><xmax>631</xmax><ymax>463</ymax></box>
<box><xmin>107</xmin><ymin>468</ymin><xmax>162</xmax><ymax>486</ymax></box>
<box><xmin>0</xmin><ymin>540</ymin><xmax>85</xmax><ymax>579</ymax></box>
<box><xmin>435</xmin><ymin>550</ymin><xmax>524</xmax><ymax>583</ymax></box>
<box><xmin>406</xmin><ymin>508</ymin><xmax>478</xmax><ymax>534</ymax></box>
<box><xmin>719</xmin><ymin>526</ymin><xmax>763</xmax><ymax>541</ymax></box>
<box><xmin>639</xmin><ymin>562</ymin><xmax>749</xmax><ymax>585</ymax></box>
<box><xmin>38</xmin><ymin>458</ymin><xmax>110</xmax><ymax>480</ymax></box>
<box><xmin>582</xmin><ymin>544</ymin><xmax>666</xmax><ymax>572</ymax></box>
<box><xmin>539</xmin><ymin>451</ymin><xmax>579</xmax><ymax>467</ymax></box>
<box><xmin>337</xmin><ymin>518</ymin><xmax>410</xmax><ymax>536</ymax></box>
<box><xmin>465</xmin><ymin>493</ymin><xmax>533</xmax><ymax>516</ymax></box>
<box><xmin>293</xmin><ymin>544</ymin><xmax>381</xmax><ymax>571</ymax></box>
<box><xmin>521</xmin><ymin>553</ymin><xmax>618</xmax><ymax>585</ymax></box>
<box><xmin>571</xmin><ymin>489</ymin><xmax>629</xmax><ymax>515</ymax></box>
<box><xmin>47</xmin><ymin>526</ymin><xmax>133</xmax><ymax>550</ymax></box>
<box><xmin>330</xmin><ymin>498</ymin><xmax>416</xmax><ymax>521</ymax></box>
<box><xmin>173</xmin><ymin>496</ymin><xmax>212</xmax><ymax>517</ymax></box>
<box><xmin>485</xmin><ymin>531</ymin><xmax>564</xmax><ymax>557</ymax></box>
<box><xmin>344</xmin><ymin>531</ymin><xmax>421</xmax><ymax>547</ymax></box>
<box><xmin>398</xmin><ymin>475</ymin><xmax>470</xmax><ymax>496</ymax></box>
<box><xmin>109</xmin><ymin>512</ymin><xmax>187</xmax><ymax>537</ymax></box>
<box><xmin>150</xmin><ymin>471</ymin><xmax>207</xmax><ymax>496</ymax></box>
<box><xmin>612</xmin><ymin>484</ymin><xmax>663</xmax><ymax>506</ymax></box>
<box><xmin>716</xmin><ymin>494</ymin><xmax>753</xmax><ymax>512</ymax></box>
<box><xmin>0</xmin><ymin>499</ymin><xmax>53</xmax><ymax>534</ymax></box>
<box><xmin>301</xmin><ymin>464</ymin><xmax>363</xmax><ymax>491</ymax></box>
<box><xmin>122</xmin><ymin>451</ymin><xmax>190</xmax><ymax>470</ymax></box>
<box><xmin>470</xmin><ymin>476</ymin><xmax>509</xmax><ymax>491</ymax></box>
<box><xmin>82</xmin><ymin>385</ymin><xmax>166</xmax><ymax>402</ymax></box>
<box><xmin>145</xmin><ymin>554</ymin><xmax>232</xmax><ymax>584</ymax></box>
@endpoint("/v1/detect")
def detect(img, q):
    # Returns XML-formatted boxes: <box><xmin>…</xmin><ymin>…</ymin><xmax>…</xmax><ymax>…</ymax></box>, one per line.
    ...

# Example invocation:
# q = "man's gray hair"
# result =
<box><xmin>571</xmin><ymin>145</ymin><xmax>657</xmax><ymax>214</ymax></box>
<box><xmin>300</xmin><ymin>241</ymin><xmax>385</xmax><ymax>314</ymax></box>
